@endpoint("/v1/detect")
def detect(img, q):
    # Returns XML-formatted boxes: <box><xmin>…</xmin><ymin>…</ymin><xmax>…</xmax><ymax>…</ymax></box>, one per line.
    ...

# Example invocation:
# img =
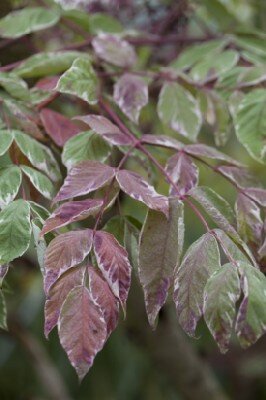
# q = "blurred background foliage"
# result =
<box><xmin>0</xmin><ymin>0</ymin><xmax>266</xmax><ymax>399</ymax></box>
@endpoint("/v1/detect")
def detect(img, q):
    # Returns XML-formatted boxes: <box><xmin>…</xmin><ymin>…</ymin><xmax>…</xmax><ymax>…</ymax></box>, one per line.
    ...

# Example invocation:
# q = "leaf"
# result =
<box><xmin>236</xmin><ymin>262</ymin><xmax>266</xmax><ymax>348</ymax></box>
<box><xmin>139</xmin><ymin>199</ymin><xmax>184</xmax><ymax>327</ymax></box>
<box><xmin>44</xmin><ymin>229</ymin><xmax>93</xmax><ymax>293</ymax></box>
<box><xmin>113</xmin><ymin>74</ymin><xmax>148</xmax><ymax>123</ymax></box>
<box><xmin>190</xmin><ymin>186</ymin><xmax>237</xmax><ymax>239</ymax></box>
<box><xmin>0</xmin><ymin>71</ymin><xmax>29</xmax><ymax>101</ymax></box>
<box><xmin>165</xmin><ymin>152</ymin><xmax>198</xmax><ymax>196</ymax></box>
<box><xmin>243</xmin><ymin>187</ymin><xmax>266</xmax><ymax>207</ymax></box>
<box><xmin>141</xmin><ymin>134</ymin><xmax>183</xmax><ymax>151</ymax></box>
<box><xmin>158</xmin><ymin>83</ymin><xmax>202</xmax><ymax>141</ymax></box>
<box><xmin>21</xmin><ymin>165</ymin><xmax>54</xmax><ymax>200</ymax></box>
<box><xmin>0</xmin><ymin>7</ymin><xmax>60</xmax><ymax>39</ymax></box>
<box><xmin>217</xmin><ymin>165</ymin><xmax>257</xmax><ymax>188</ymax></box>
<box><xmin>204</xmin><ymin>263</ymin><xmax>240</xmax><ymax>353</ymax></box>
<box><xmin>14</xmin><ymin>51</ymin><xmax>84</xmax><ymax>78</ymax></box>
<box><xmin>89</xmin><ymin>13</ymin><xmax>123</xmax><ymax>34</ymax></box>
<box><xmin>92</xmin><ymin>34</ymin><xmax>136</xmax><ymax>67</ymax></box>
<box><xmin>74</xmin><ymin>114</ymin><xmax>134</xmax><ymax>146</ymax></box>
<box><xmin>103</xmin><ymin>216</ymin><xmax>125</xmax><ymax>245</ymax></box>
<box><xmin>14</xmin><ymin>131</ymin><xmax>61</xmax><ymax>182</ymax></box>
<box><xmin>173</xmin><ymin>232</ymin><xmax>220</xmax><ymax>336</ymax></box>
<box><xmin>29</xmin><ymin>201</ymin><xmax>50</xmax><ymax>222</ymax></box>
<box><xmin>184</xmin><ymin>143</ymin><xmax>243</xmax><ymax>167</ymax></box>
<box><xmin>58</xmin><ymin>285</ymin><xmax>107</xmax><ymax>381</ymax></box>
<box><xmin>213</xmin><ymin>229</ymin><xmax>253</xmax><ymax>265</ymax></box>
<box><xmin>0</xmin><ymin>264</ymin><xmax>9</xmax><ymax>287</ymax></box>
<box><xmin>0</xmin><ymin>166</ymin><xmax>22</xmax><ymax>207</ymax></box>
<box><xmin>88</xmin><ymin>266</ymin><xmax>119</xmax><ymax>337</ymax></box>
<box><xmin>0</xmin><ymin>131</ymin><xmax>13</xmax><ymax>156</ymax></box>
<box><xmin>93</xmin><ymin>231</ymin><xmax>131</xmax><ymax>309</ymax></box>
<box><xmin>41</xmin><ymin>199</ymin><xmax>103</xmax><ymax>236</ymax></box>
<box><xmin>62</xmin><ymin>131</ymin><xmax>111</xmax><ymax>170</ymax></box>
<box><xmin>54</xmin><ymin>161</ymin><xmax>115</xmax><ymax>202</ymax></box>
<box><xmin>234</xmin><ymin>89</ymin><xmax>266</xmax><ymax>163</ymax></box>
<box><xmin>0</xmin><ymin>291</ymin><xmax>7</xmax><ymax>330</ymax></box>
<box><xmin>116</xmin><ymin>170</ymin><xmax>169</xmax><ymax>217</ymax></box>
<box><xmin>45</xmin><ymin>265</ymin><xmax>85</xmax><ymax>337</ymax></box>
<box><xmin>56</xmin><ymin>57</ymin><xmax>98</xmax><ymax>104</ymax></box>
<box><xmin>170</xmin><ymin>39</ymin><xmax>227</xmax><ymax>70</ymax></box>
<box><xmin>0</xmin><ymin>200</ymin><xmax>31</xmax><ymax>264</ymax></box>
<box><xmin>236</xmin><ymin>193</ymin><xmax>263</xmax><ymax>248</ymax></box>
<box><xmin>40</xmin><ymin>108</ymin><xmax>80</xmax><ymax>147</ymax></box>
<box><xmin>31</xmin><ymin>219</ymin><xmax>46</xmax><ymax>276</ymax></box>
<box><xmin>190</xmin><ymin>50</ymin><xmax>239</xmax><ymax>82</ymax></box>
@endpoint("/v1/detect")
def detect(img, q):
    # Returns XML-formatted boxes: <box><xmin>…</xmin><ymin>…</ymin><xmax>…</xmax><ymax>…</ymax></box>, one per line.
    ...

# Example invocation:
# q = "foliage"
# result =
<box><xmin>0</xmin><ymin>0</ymin><xmax>265</xmax><ymax>383</ymax></box>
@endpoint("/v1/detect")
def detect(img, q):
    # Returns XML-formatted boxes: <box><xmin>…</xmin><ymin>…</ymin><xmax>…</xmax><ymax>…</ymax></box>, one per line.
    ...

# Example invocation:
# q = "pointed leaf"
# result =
<box><xmin>244</xmin><ymin>187</ymin><xmax>266</xmax><ymax>207</ymax></box>
<box><xmin>59</xmin><ymin>285</ymin><xmax>107</xmax><ymax>380</ymax></box>
<box><xmin>21</xmin><ymin>165</ymin><xmax>54</xmax><ymax>200</ymax></box>
<box><xmin>54</xmin><ymin>161</ymin><xmax>115</xmax><ymax>202</ymax></box>
<box><xmin>204</xmin><ymin>263</ymin><xmax>240</xmax><ymax>353</ymax></box>
<box><xmin>213</xmin><ymin>229</ymin><xmax>252</xmax><ymax>264</ymax></box>
<box><xmin>116</xmin><ymin>170</ymin><xmax>169</xmax><ymax>216</ymax></box>
<box><xmin>139</xmin><ymin>199</ymin><xmax>184</xmax><ymax>327</ymax></box>
<box><xmin>94</xmin><ymin>231</ymin><xmax>131</xmax><ymax>308</ymax></box>
<box><xmin>141</xmin><ymin>134</ymin><xmax>183</xmax><ymax>151</ymax></box>
<box><xmin>44</xmin><ymin>229</ymin><xmax>93</xmax><ymax>293</ymax></box>
<box><xmin>74</xmin><ymin>114</ymin><xmax>134</xmax><ymax>146</ymax></box>
<box><xmin>0</xmin><ymin>200</ymin><xmax>31</xmax><ymax>264</ymax></box>
<box><xmin>45</xmin><ymin>265</ymin><xmax>85</xmax><ymax>337</ymax></box>
<box><xmin>158</xmin><ymin>82</ymin><xmax>202</xmax><ymax>141</ymax></box>
<box><xmin>56</xmin><ymin>57</ymin><xmax>98</xmax><ymax>104</ymax></box>
<box><xmin>173</xmin><ymin>232</ymin><xmax>221</xmax><ymax>336</ymax></box>
<box><xmin>88</xmin><ymin>266</ymin><xmax>119</xmax><ymax>337</ymax></box>
<box><xmin>0</xmin><ymin>131</ymin><xmax>14</xmax><ymax>156</ymax></box>
<box><xmin>92</xmin><ymin>34</ymin><xmax>136</xmax><ymax>67</ymax></box>
<box><xmin>0</xmin><ymin>7</ymin><xmax>60</xmax><ymax>39</ymax></box>
<box><xmin>14</xmin><ymin>131</ymin><xmax>61</xmax><ymax>182</ymax></box>
<box><xmin>236</xmin><ymin>262</ymin><xmax>266</xmax><ymax>348</ymax></box>
<box><xmin>0</xmin><ymin>166</ymin><xmax>22</xmax><ymax>207</ymax></box>
<box><xmin>113</xmin><ymin>74</ymin><xmax>148</xmax><ymax>123</ymax></box>
<box><xmin>166</xmin><ymin>152</ymin><xmax>198</xmax><ymax>196</ymax></box>
<box><xmin>41</xmin><ymin>199</ymin><xmax>103</xmax><ymax>235</ymax></box>
<box><xmin>62</xmin><ymin>131</ymin><xmax>111</xmax><ymax>170</ymax></box>
<box><xmin>184</xmin><ymin>143</ymin><xmax>243</xmax><ymax>167</ymax></box>
<box><xmin>40</xmin><ymin>108</ymin><xmax>80</xmax><ymax>147</ymax></box>
<box><xmin>0</xmin><ymin>71</ymin><xmax>29</xmax><ymax>101</ymax></box>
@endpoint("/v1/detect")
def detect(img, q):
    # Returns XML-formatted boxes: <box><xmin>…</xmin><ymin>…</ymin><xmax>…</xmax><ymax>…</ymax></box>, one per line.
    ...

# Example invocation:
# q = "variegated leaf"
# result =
<box><xmin>165</xmin><ymin>152</ymin><xmax>198</xmax><ymax>196</ymax></box>
<box><xmin>92</xmin><ymin>34</ymin><xmax>136</xmax><ymax>67</ymax></box>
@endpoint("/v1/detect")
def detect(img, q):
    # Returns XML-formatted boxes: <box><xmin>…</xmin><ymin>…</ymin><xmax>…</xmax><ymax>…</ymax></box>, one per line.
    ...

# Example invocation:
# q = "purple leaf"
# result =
<box><xmin>54</xmin><ymin>161</ymin><xmax>115</xmax><ymax>202</ymax></box>
<box><xmin>217</xmin><ymin>165</ymin><xmax>258</xmax><ymax>188</ymax></box>
<box><xmin>173</xmin><ymin>232</ymin><xmax>221</xmax><ymax>336</ymax></box>
<box><xmin>41</xmin><ymin>199</ymin><xmax>103</xmax><ymax>236</ymax></box>
<box><xmin>244</xmin><ymin>188</ymin><xmax>266</xmax><ymax>207</ymax></box>
<box><xmin>74</xmin><ymin>114</ymin><xmax>134</xmax><ymax>146</ymax></box>
<box><xmin>141</xmin><ymin>134</ymin><xmax>183</xmax><ymax>151</ymax></box>
<box><xmin>113</xmin><ymin>73</ymin><xmax>148</xmax><ymax>123</ymax></box>
<box><xmin>40</xmin><ymin>108</ymin><xmax>80</xmax><ymax>147</ymax></box>
<box><xmin>44</xmin><ymin>229</ymin><xmax>93</xmax><ymax>293</ymax></box>
<box><xmin>165</xmin><ymin>152</ymin><xmax>198</xmax><ymax>196</ymax></box>
<box><xmin>204</xmin><ymin>263</ymin><xmax>240</xmax><ymax>353</ymax></box>
<box><xmin>184</xmin><ymin>144</ymin><xmax>243</xmax><ymax>167</ymax></box>
<box><xmin>116</xmin><ymin>170</ymin><xmax>169</xmax><ymax>217</ymax></box>
<box><xmin>58</xmin><ymin>285</ymin><xmax>107</xmax><ymax>381</ymax></box>
<box><xmin>44</xmin><ymin>265</ymin><xmax>85</xmax><ymax>337</ymax></box>
<box><xmin>93</xmin><ymin>231</ymin><xmax>131</xmax><ymax>310</ymax></box>
<box><xmin>88</xmin><ymin>266</ymin><xmax>119</xmax><ymax>337</ymax></box>
<box><xmin>139</xmin><ymin>199</ymin><xmax>184</xmax><ymax>327</ymax></box>
<box><xmin>92</xmin><ymin>34</ymin><xmax>137</xmax><ymax>68</ymax></box>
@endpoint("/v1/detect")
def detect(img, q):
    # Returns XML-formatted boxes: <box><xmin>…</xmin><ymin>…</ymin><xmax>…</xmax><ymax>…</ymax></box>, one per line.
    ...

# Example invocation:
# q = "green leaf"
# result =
<box><xmin>234</xmin><ymin>89</ymin><xmax>266</xmax><ymax>163</ymax></box>
<box><xmin>0</xmin><ymin>72</ymin><xmax>29</xmax><ymax>101</ymax></box>
<box><xmin>0</xmin><ymin>131</ymin><xmax>14</xmax><ymax>156</ymax></box>
<box><xmin>89</xmin><ymin>13</ymin><xmax>123</xmax><ymax>34</ymax></box>
<box><xmin>29</xmin><ymin>201</ymin><xmax>50</xmax><ymax>223</ymax></box>
<box><xmin>204</xmin><ymin>263</ymin><xmax>240</xmax><ymax>353</ymax></box>
<box><xmin>170</xmin><ymin>39</ymin><xmax>227</xmax><ymax>70</ymax></box>
<box><xmin>104</xmin><ymin>216</ymin><xmax>125</xmax><ymax>246</ymax></box>
<box><xmin>139</xmin><ymin>199</ymin><xmax>184</xmax><ymax>327</ymax></box>
<box><xmin>0</xmin><ymin>290</ymin><xmax>7</xmax><ymax>330</ymax></box>
<box><xmin>21</xmin><ymin>165</ymin><xmax>54</xmax><ymax>200</ymax></box>
<box><xmin>14</xmin><ymin>51</ymin><xmax>84</xmax><ymax>78</ymax></box>
<box><xmin>174</xmin><ymin>232</ymin><xmax>220</xmax><ymax>336</ymax></box>
<box><xmin>236</xmin><ymin>262</ymin><xmax>266</xmax><ymax>348</ymax></box>
<box><xmin>158</xmin><ymin>82</ymin><xmax>202</xmax><ymax>141</ymax></box>
<box><xmin>0</xmin><ymin>166</ymin><xmax>22</xmax><ymax>207</ymax></box>
<box><xmin>124</xmin><ymin>217</ymin><xmax>140</xmax><ymax>272</ymax></box>
<box><xmin>14</xmin><ymin>131</ymin><xmax>61</xmax><ymax>182</ymax></box>
<box><xmin>0</xmin><ymin>7</ymin><xmax>60</xmax><ymax>39</ymax></box>
<box><xmin>190</xmin><ymin>50</ymin><xmax>239</xmax><ymax>82</ymax></box>
<box><xmin>0</xmin><ymin>200</ymin><xmax>31</xmax><ymax>264</ymax></box>
<box><xmin>62</xmin><ymin>131</ymin><xmax>111</xmax><ymax>170</ymax></box>
<box><xmin>31</xmin><ymin>219</ymin><xmax>46</xmax><ymax>276</ymax></box>
<box><xmin>57</xmin><ymin>57</ymin><xmax>98</xmax><ymax>104</ymax></box>
<box><xmin>213</xmin><ymin>229</ymin><xmax>252</xmax><ymax>265</ymax></box>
